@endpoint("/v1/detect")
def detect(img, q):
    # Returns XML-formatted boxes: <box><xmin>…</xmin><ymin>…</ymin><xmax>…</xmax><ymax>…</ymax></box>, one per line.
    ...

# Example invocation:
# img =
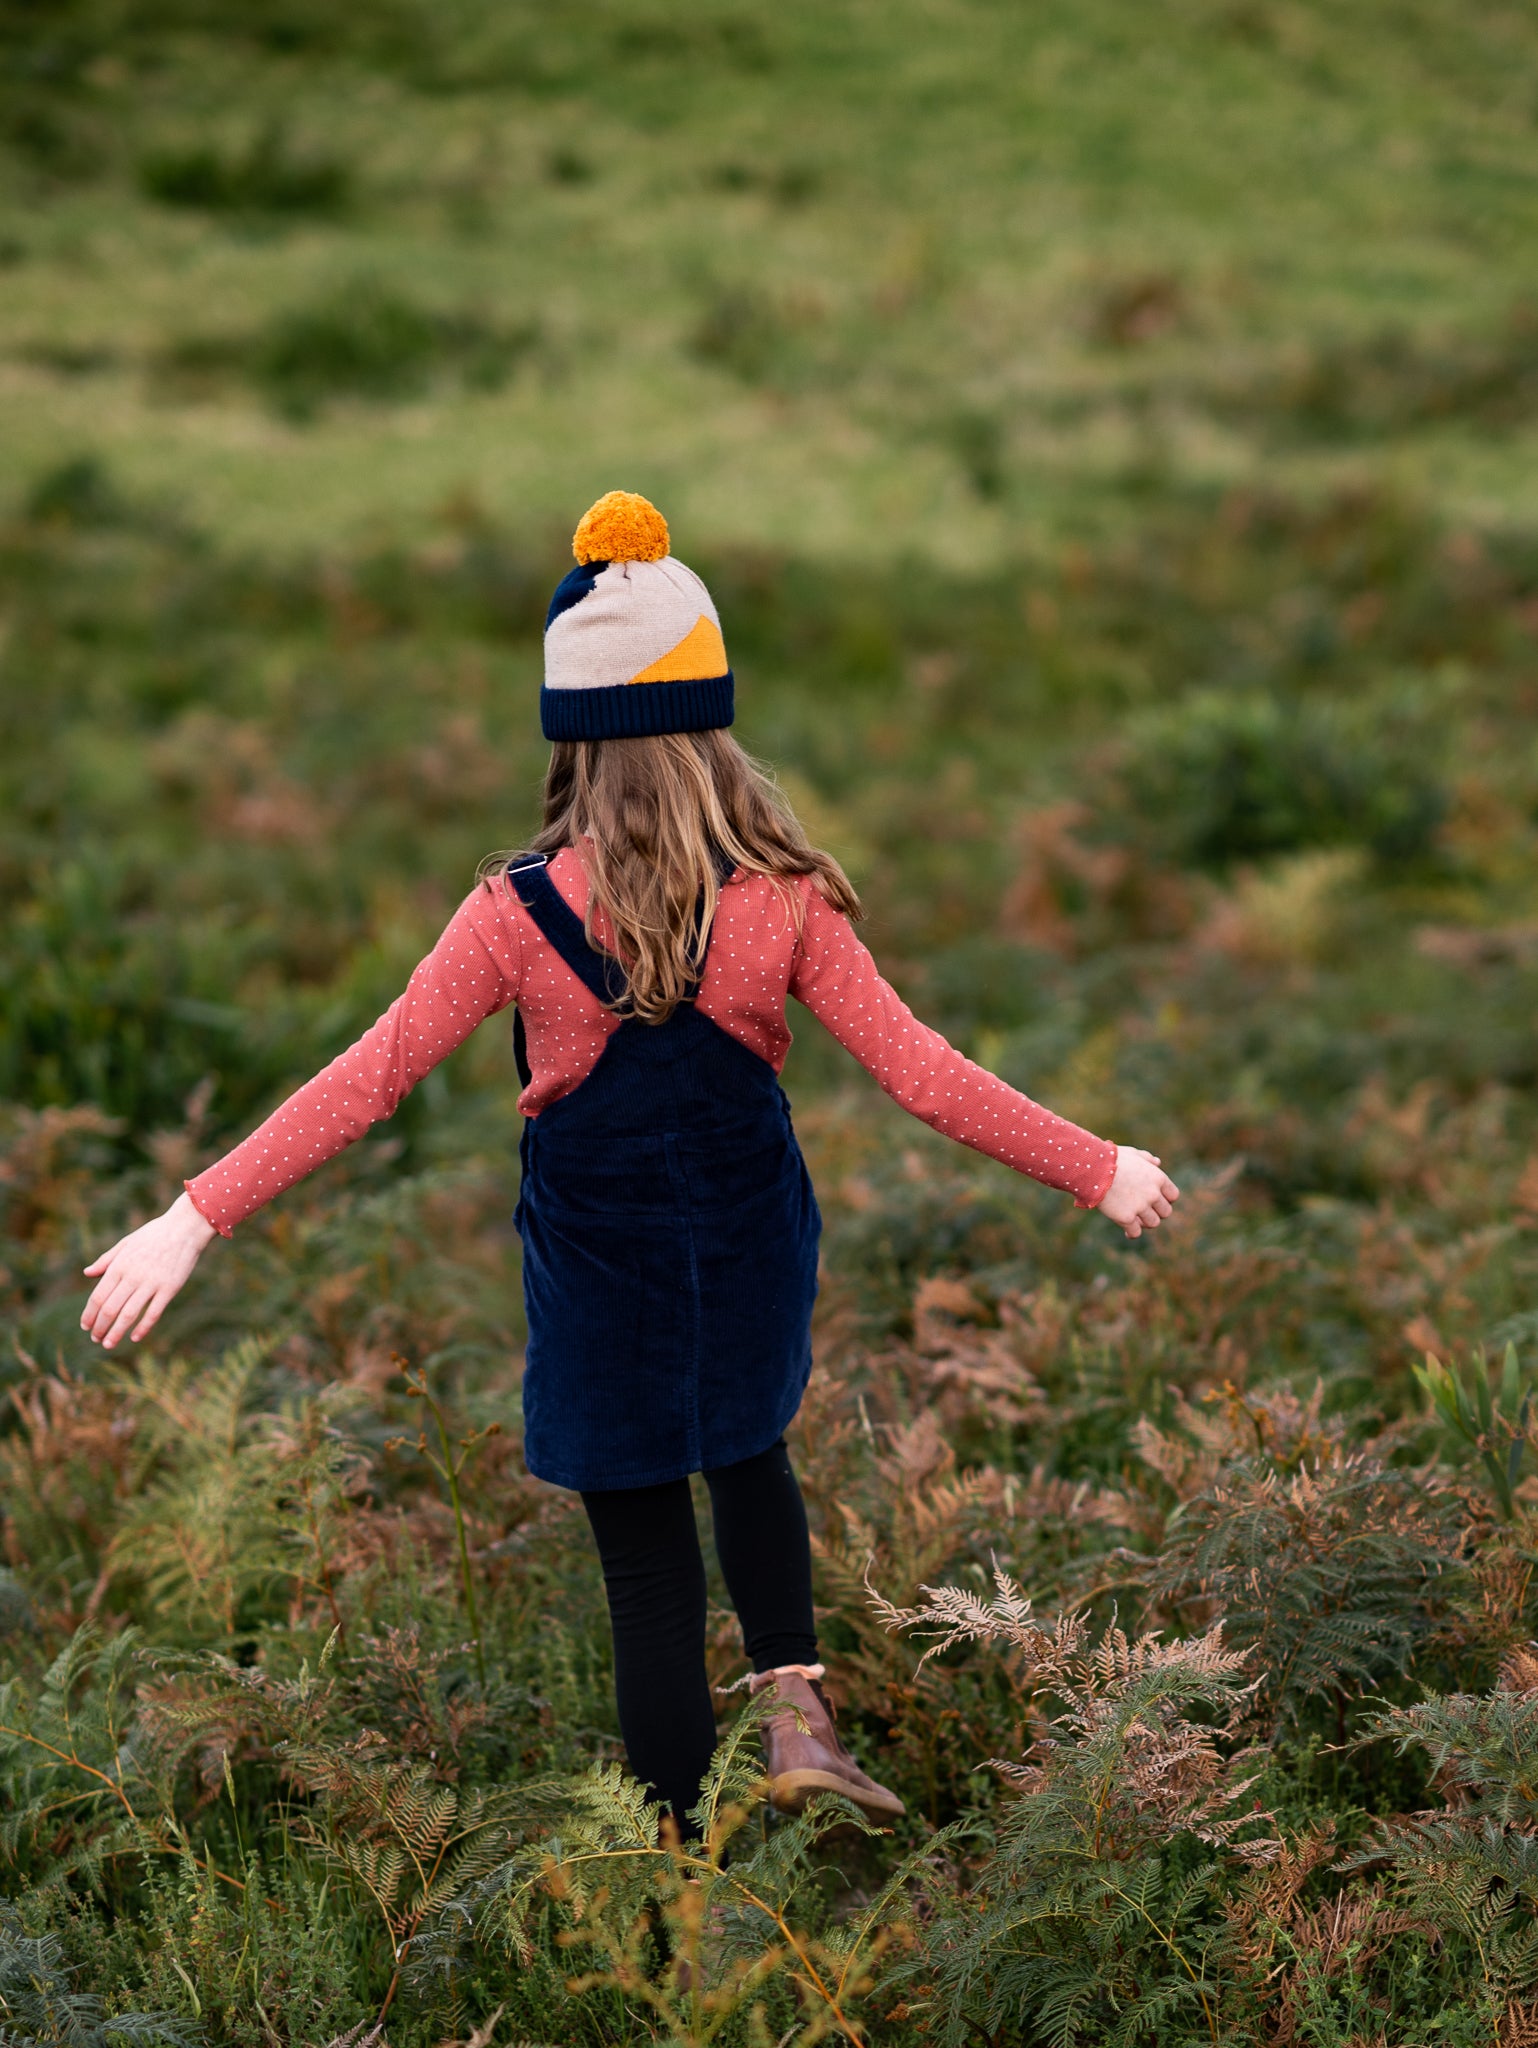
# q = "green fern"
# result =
<box><xmin>875</xmin><ymin>1574</ymin><xmax>1276</xmax><ymax>2048</ymax></box>
<box><xmin>1358</xmin><ymin>1682</ymin><xmax>1538</xmax><ymax>1829</ymax></box>
<box><xmin>1346</xmin><ymin>1674</ymin><xmax>1538</xmax><ymax>2018</ymax></box>
<box><xmin>281</xmin><ymin>1738</ymin><xmax>522</xmax><ymax>2022</ymax></box>
<box><xmin>449</xmin><ymin>1696</ymin><xmax>929</xmax><ymax>2044</ymax></box>
<box><xmin>134</xmin><ymin>1632</ymin><xmax>341</xmax><ymax>1800</ymax></box>
<box><xmin>106</xmin><ymin>1341</ymin><xmax>366</xmax><ymax>1639</ymax></box>
<box><xmin>0</xmin><ymin>1625</ymin><xmax>179</xmax><ymax>1893</ymax></box>
<box><xmin>1139</xmin><ymin>1446</ymin><xmax>1468</xmax><ymax>1731</ymax></box>
<box><xmin>0</xmin><ymin>1904</ymin><xmax>194</xmax><ymax>2047</ymax></box>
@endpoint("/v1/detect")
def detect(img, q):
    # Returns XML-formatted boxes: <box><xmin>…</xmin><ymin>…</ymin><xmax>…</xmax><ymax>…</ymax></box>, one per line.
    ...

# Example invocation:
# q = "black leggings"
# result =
<box><xmin>581</xmin><ymin>1437</ymin><xmax>818</xmax><ymax>1833</ymax></box>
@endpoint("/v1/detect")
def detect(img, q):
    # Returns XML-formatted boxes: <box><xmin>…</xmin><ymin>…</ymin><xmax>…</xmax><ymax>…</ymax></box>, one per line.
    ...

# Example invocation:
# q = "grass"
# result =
<box><xmin>8</xmin><ymin>0</ymin><xmax>1538</xmax><ymax>2041</ymax></box>
<box><xmin>1</xmin><ymin>0</ymin><xmax>1537</xmax><ymax>553</ymax></box>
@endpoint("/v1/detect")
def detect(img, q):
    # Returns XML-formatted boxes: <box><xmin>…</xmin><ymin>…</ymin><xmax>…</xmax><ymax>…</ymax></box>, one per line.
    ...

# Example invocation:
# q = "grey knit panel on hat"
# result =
<box><xmin>545</xmin><ymin>558</ymin><xmax>724</xmax><ymax>693</ymax></box>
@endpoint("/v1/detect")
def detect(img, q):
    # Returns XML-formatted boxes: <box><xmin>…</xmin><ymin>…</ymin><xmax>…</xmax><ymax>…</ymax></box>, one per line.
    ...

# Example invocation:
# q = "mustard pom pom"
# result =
<box><xmin>573</xmin><ymin>490</ymin><xmax>670</xmax><ymax>565</ymax></box>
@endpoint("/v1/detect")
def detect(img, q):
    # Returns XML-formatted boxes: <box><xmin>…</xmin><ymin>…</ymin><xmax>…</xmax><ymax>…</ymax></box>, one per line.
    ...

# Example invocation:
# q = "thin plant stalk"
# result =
<box><xmin>427</xmin><ymin>1383</ymin><xmax>485</xmax><ymax>1690</ymax></box>
<box><xmin>389</xmin><ymin>1359</ymin><xmax>499</xmax><ymax>1691</ymax></box>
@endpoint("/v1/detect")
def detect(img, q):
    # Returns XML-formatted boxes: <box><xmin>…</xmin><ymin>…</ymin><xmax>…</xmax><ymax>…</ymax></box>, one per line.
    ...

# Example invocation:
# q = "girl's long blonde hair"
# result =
<box><xmin>482</xmin><ymin>731</ymin><xmax>861</xmax><ymax>1024</ymax></box>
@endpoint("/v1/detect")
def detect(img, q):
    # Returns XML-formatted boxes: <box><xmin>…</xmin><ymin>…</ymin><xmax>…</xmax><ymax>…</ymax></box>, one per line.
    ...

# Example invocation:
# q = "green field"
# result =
<box><xmin>7</xmin><ymin>2</ymin><xmax>1538</xmax><ymax>2042</ymax></box>
<box><xmin>5</xmin><ymin>0</ymin><xmax>1538</xmax><ymax>556</ymax></box>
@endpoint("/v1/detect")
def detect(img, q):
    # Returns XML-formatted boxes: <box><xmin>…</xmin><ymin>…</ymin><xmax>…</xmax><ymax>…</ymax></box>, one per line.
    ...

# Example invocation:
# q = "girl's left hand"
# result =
<box><xmin>81</xmin><ymin>1191</ymin><xmax>217</xmax><ymax>1349</ymax></box>
<box><xmin>1097</xmin><ymin>1146</ymin><xmax>1180</xmax><ymax>1239</ymax></box>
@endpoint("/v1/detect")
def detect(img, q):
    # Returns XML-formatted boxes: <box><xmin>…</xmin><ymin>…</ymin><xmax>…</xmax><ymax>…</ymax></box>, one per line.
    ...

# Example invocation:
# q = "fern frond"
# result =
<box><xmin>562</xmin><ymin>1758</ymin><xmax>665</xmax><ymax>1853</ymax></box>
<box><xmin>1357</xmin><ymin>1686</ymin><xmax>1538</xmax><ymax>1828</ymax></box>
<box><xmin>0</xmin><ymin>1904</ymin><xmax>197</xmax><ymax>2046</ymax></box>
<box><xmin>868</xmin><ymin>1561</ymin><xmax>1085</xmax><ymax>1674</ymax></box>
<box><xmin>1141</xmin><ymin>1447</ymin><xmax>1468</xmax><ymax>1730</ymax></box>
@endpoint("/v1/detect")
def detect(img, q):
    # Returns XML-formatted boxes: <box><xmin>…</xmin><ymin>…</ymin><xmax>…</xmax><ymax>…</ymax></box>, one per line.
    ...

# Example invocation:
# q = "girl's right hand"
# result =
<box><xmin>1097</xmin><ymin>1146</ymin><xmax>1180</xmax><ymax>1239</ymax></box>
<box><xmin>81</xmin><ymin>1190</ymin><xmax>217</xmax><ymax>1349</ymax></box>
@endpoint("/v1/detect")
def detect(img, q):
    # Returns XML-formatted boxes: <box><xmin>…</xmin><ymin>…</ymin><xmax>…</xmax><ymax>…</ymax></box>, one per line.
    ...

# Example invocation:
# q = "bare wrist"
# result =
<box><xmin>171</xmin><ymin>1189</ymin><xmax>218</xmax><ymax>1246</ymax></box>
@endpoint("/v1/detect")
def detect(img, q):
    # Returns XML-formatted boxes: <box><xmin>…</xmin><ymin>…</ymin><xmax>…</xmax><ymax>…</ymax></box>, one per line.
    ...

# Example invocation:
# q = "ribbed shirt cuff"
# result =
<box><xmin>1072</xmin><ymin>1140</ymin><xmax>1120</xmax><ymax>1210</ymax></box>
<box><xmin>184</xmin><ymin>1179</ymin><xmax>234</xmax><ymax>1239</ymax></box>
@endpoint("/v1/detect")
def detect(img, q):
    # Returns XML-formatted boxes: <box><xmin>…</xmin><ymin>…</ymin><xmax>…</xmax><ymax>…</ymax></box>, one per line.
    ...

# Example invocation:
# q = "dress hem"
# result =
<box><xmin>524</xmin><ymin>1384</ymin><xmax>809</xmax><ymax>1494</ymax></box>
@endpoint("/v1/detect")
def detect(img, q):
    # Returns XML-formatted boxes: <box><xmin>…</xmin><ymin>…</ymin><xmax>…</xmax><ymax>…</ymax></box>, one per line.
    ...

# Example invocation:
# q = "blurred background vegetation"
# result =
<box><xmin>6</xmin><ymin>1</ymin><xmax>1538</xmax><ymax>2042</ymax></box>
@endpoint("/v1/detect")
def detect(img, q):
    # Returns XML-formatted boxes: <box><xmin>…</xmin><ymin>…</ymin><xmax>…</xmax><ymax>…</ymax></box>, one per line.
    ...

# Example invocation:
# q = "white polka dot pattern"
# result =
<box><xmin>185</xmin><ymin>849</ymin><xmax>1118</xmax><ymax>1235</ymax></box>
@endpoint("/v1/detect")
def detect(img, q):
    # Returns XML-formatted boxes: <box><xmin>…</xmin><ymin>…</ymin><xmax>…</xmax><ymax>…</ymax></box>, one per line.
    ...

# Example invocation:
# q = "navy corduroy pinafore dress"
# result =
<box><xmin>508</xmin><ymin>857</ymin><xmax>821</xmax><ymax>1492</ymax></box>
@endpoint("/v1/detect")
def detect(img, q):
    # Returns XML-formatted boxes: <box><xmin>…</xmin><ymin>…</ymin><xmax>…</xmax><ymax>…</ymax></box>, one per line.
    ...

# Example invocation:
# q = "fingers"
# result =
<box><xmin>82</xmin><ymin>1279</ymin><xmax>168</xmax><ymax>1348</ymax></box>
<box><xmin>81</xmin><ymin>1206</ymin><xmax>207</xmax><ymax>1347</ymax></box>
<box><xmin>82</xmin><ymin>1264</ymin><xmax>151</xmax><ymax>1345</ymax></box>
<box><xmin>1124</xmin><ymin>1194</ymin><xmax>1174</xmax><ymax>1236</ymax></box>
<box><xmin>1102</xmin><ymin>1153</ymin><xmax>1183</xmax><ymax>1239</ymax></box>
<box><xmin>83</xmin><ymin>1244</ymin><xmax>197</xmax><ymax>1345</ymax></box>
<box><xmin>83</xmin><ymin>1232</ymin><xmax>129</xmax><ymax>1278</ymax></box>
<box><xmin>82</xmin><ymin>1267</ymin><xmax>134</xmax><ymax>1341</ymax></box>
<box><xmin>129</xmin><ymin>1291</ymin><xmax>171</xmax><ymax>1343</ymax></box>
<box><xmin>100</xmin><ymin>1282</ymin><xmax>157</xmax><ymax>1351</ymax></box>
<box><xmin>82</xmin><ymin>1238</ymin><xmax>134</xmax><ymax>1324</ymax></box>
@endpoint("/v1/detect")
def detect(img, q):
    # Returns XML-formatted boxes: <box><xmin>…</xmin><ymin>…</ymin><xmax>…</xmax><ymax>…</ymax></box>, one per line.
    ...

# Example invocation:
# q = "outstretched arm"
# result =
<box><xmin>81</xmin><ymin>881</ymin><xmax>522</xmax><ymax>1346</ymax></box>
<box><xmin>788</xmin><ymin>884</ymin><xmax>1178</xmax><ymax>1233</ymax></box>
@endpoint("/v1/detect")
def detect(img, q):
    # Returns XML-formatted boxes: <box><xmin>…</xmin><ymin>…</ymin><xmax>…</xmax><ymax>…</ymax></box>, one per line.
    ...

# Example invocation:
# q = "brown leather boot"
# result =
<box><xmin>752</xmin><ymin>1665</ymin><xmax>906</xmax><ymax>1825</ymax></box>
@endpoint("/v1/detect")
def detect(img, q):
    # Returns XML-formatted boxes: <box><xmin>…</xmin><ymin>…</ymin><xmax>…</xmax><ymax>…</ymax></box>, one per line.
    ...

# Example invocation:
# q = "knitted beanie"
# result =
<box><xmin>541</xmin><ymin>491</ymin><xmax>733</xmax><ymax>741</ymax></box>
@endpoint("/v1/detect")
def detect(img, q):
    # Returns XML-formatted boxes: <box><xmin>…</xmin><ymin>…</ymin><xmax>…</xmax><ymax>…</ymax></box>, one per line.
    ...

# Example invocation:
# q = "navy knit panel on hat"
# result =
<box><xmin>540</xmin><ymin>672</ymin><xmax>734</xmax><ymax>741</ymax></box>
<box><xmin>545</xmin><ymin>558</ymin><xmax>608</xmax><ymax>630</ymax></box>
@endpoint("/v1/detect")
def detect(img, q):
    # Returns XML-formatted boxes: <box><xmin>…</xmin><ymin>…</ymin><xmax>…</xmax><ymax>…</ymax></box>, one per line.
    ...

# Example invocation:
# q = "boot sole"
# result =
<box><xmin>769</xmin><ymin>1768</ymin><xmax>906</xmax><ymax>1824</ymax></box>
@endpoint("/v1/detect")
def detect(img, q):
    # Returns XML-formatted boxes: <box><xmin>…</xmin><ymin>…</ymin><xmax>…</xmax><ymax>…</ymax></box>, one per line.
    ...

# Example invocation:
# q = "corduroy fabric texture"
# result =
<box><xmin>510</xmin><ymin>858</ymin><xmax>820</xmax><ymax>1490</ymax></box>
<box><xmin>540</xmin><ymin>494</ymin><xmax>734</xmax><ymax>739</ymax></box>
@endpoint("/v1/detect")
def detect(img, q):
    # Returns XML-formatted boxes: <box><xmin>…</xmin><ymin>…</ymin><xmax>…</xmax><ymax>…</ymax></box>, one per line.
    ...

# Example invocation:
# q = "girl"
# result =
<box><xmin>81</xmin><ymin>492</ymin><xmax>1179</xmax><ymax>1833</ymax></box>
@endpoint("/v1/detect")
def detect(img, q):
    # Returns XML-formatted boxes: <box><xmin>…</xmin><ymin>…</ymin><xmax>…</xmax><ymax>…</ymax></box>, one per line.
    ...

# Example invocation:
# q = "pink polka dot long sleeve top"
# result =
<box><xmin>186</xmin><ymin>850</ymin><xmax>1118</xmax><ymax>1235</ymax></box>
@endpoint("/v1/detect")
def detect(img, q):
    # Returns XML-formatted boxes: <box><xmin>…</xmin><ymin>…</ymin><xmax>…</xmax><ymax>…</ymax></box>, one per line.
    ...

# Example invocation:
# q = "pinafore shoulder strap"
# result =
<box><xmin>505</xmin><ymin>851</ymin><xmax>732</xmax><ymax>1086</ymax></box>
<box><xmin>506</xmin><ymin>856</ymin><xmax>628</xmax><ymax>1006</ymax></box>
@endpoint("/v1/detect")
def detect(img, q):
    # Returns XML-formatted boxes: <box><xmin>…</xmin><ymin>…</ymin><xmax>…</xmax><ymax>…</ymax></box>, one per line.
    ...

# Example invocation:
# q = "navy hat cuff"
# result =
<box><xmin>540</xmin><ymin>673</ymin><xmax>734</xmax><ymax>741</ymax></box>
